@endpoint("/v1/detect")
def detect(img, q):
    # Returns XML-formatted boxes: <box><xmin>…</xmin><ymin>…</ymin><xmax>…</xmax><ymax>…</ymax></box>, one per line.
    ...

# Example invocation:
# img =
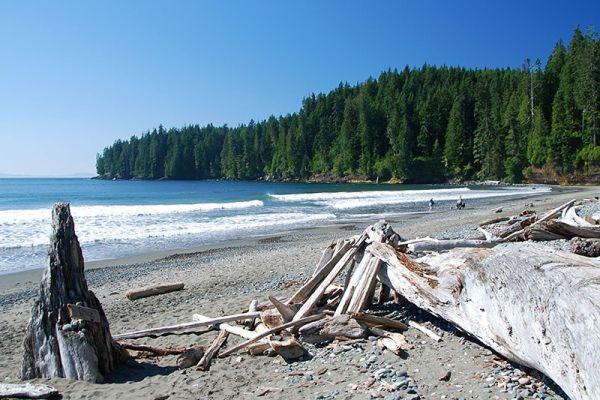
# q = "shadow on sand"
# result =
<box><xmin>106</xmin><ymin>360</ymin><xmax>177</xmax><ymax>384</ymax></box>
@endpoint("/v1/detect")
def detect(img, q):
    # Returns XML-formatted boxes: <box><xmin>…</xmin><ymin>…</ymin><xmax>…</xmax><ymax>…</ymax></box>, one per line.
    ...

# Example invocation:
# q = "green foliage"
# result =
<box><xmin>577</xmin><ymin>144</ymin><xmax>600</xmax><ymax>167</ymax></box>
<box><xmin>96</xmin><ymin>28</ymin><xmax>600</xmax><ymax>183</ymax></box>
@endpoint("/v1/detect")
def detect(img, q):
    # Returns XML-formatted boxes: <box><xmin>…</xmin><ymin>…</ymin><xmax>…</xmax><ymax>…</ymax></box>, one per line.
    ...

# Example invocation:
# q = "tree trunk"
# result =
<box><xmin>372</xmin><ymin>241</ymin><xmax>600</xmax><ymax>400</ymax></box>
<box><xmin>21</xmin><ymin>204</ymin><xmax>125</xmax><ymax>383</ymax></box>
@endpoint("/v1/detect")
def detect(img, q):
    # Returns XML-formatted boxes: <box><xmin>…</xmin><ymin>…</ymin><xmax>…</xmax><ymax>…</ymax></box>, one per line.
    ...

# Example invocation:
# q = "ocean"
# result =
<box><xmin>0</xmin><ymin>178</ymin><xmax>550</xmax><ymax>275</ymax></box>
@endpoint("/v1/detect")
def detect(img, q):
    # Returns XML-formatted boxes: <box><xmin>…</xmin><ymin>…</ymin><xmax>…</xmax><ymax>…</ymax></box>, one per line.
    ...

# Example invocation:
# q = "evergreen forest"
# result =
<box><xmin>96</xmin><ymin>28</ymin><xmax>600</xmax><ymax>183</ymax></box>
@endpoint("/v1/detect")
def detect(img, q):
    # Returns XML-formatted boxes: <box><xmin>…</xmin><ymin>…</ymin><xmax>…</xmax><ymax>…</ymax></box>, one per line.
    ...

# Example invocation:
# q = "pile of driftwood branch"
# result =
<box><xmin>112</xmin><ymin>221</ymin><xmax>417</xmax><ymax>370</ymax></box>
<box><xmin>19</xmin><ymin>200</ymin><xmax>600</xmax><ymax>400</ymax></box>
<box><xmin>405</xmin><ymin>199</ymin><xmax>600</xmax><ymax>254</ymax></box>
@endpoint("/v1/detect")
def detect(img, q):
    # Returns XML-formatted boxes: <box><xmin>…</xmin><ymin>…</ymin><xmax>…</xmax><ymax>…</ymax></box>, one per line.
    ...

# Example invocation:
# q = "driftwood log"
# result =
<box><xmin>21</xmin><ymin>204</ymin><xmax>124</xmax><ymax>382</ymax></box>
<box><xmin>372</xmin><ymin>240</ymin><xmax>600</xmax><ymax>400</ymax></box>
<box><xmin>176</xmin><ymin>346</ymin><xmax>206</xmax><ymax>369</ymax></box>
<box><xmin>218</xmin><ymin>314</ymin><xmax>325</xmax><ymax>358</ymax></box>
<box><xmin>125</xmin><ymin>282</ymin><xmax>184</xmax><ymax>300</ymax></box>
<box><xmin>405</xmin><ymin>237</ymin><xmax>499</xmax><ymax>253</ymax></box>
<box><xmin>113</xmin><ymin>312</ymin><xmax>261</xmax><ymax>340</ymax></box>
<box><xmin>196</xmin><ymin>330</ymin><xmax>228</xmax><ymax>371</ymax></box>
<box><xmin>0</xmin><ymin>383</ymin><xmax>59</xmax><ymax>399</ymax></box>
<box><xmin>118</xmin><ymin>343</ymin><xmax>189</xmax><ymax>357</ymax></box>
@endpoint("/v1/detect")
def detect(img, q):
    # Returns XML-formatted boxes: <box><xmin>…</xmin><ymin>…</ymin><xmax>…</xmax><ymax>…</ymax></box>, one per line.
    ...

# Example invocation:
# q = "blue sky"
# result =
<box><xmin>1</xmin><ymin>1</ymin><xmax>599</xmax><ymax>176</ymax></box>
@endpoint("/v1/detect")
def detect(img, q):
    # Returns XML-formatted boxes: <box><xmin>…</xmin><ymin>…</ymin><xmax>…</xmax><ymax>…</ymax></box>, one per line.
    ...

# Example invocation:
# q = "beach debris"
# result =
<box><xmin>351</xmin><ymin>312</ymin><xmax>409</xmax><ymax>331</ymax></box>
<box><xmin>218</xmin><ymin>314</ymin><xmax>325</xmax><ymax>358</ymax></box>
<box><xmin>21</xmin><ymin>203</ymin><xmax>125</xmax><ymax>383</ymax></box>
<box><xmin>318</xmin><ymin>314</ymin><xmax>368</xmax><ymax>339</ymax></box>
<box><xmin>255</xmin><ymin>387</ymin><xmax>282</xmax><ymax>396</ymax></box>
<box><xmin>268</xmin><ymin>295</ymin><xmax>296</xmax><ymax>322</ymax></box>
<box><xmin>408</xmin><ymin>321</ymin><xmax>442</xmax><ymax>342</ymax></box>
<box><xmin>268</xmin><ymin>335</ymin><xmax>306</xmax><ymax>360</ymax></box>
<box><xmin>369</xmin><ymin>327</ymin><xmax>412</xmax><ymax>351</ymax></box>
<box><xmin>113</xmin><ymin>311</ymin><xmax>261</xmax><ymax>340</ymax></box>
<box><xmin>377</xmin><ymin>335</ymin><xmax>408</xmax><ymax>355</ymax></box>
<box><xmin>246</xmin><ymin>342</ymin><xmax>272</xmax><ymax>355</ymax></box>
<box><xmin>0</xmin><ymin>383</ymin><xmax>59</xmax><ymax>399</ymax></box>
<box><xmin>193</xmin><ymin>314</ymin><xmax>262</xmax><ymax>340</ymax></box>
<box><xmin>245</xmin><ymin>299</ymin><xmax>259</xmax><ymax>329</ymax></box>
<box><xmin>196</xmin><ymin>329</ymin><xmax>228</xmax><ymax>371</ymax></box>
<box><xmin>125</xmin><ymin>282</ymin><xmax>185</xmax><ymax>300</ymax></box>
<box><xmin>118</xmin><ymin>342</ymin><xmax>190</xmax><ymax>358</ymax></box>
<box><xmin>376</xmin><ymin>283</ymin><xmax>390</xmax><ymax>305</ymax></box>
<box><xmin>176</xmin><ymin>346</ymin><xmax>206</xmax><ymax>369</ymax></box>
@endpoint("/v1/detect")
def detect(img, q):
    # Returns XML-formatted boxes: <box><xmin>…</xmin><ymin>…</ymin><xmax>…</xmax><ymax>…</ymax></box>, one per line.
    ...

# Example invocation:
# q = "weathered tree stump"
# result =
<box><xmin>21</xmin><ymin>203</ymin><xmax>125</xmax><ymax>382</ymax></box>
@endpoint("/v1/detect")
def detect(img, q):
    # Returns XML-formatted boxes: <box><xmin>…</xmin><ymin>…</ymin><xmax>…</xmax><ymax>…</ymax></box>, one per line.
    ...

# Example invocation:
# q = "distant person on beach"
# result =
<box><xmin>456</xmin><ymin>196</ymin><xmax>465</xmax><ymax>210</ymax></box>
<box><xmin>429</xmin><ymin>198</ymin><xmax>434</xmax><ymax>211</ymax></box>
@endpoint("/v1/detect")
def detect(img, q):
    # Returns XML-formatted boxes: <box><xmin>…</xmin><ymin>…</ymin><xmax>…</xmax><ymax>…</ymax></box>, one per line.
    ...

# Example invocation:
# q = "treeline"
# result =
<box><xmin>96</xmin><ymin>28</ymin><xmax>600</xmax><ymax>183</ymax></box>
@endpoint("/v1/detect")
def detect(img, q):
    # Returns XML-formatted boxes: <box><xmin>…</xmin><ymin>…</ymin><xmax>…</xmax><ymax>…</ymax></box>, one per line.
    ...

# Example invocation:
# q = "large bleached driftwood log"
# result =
<box><xmin>21</xmin><ymin>204</ymin><xmax>124</xmax><ymax>383</ymax></box>
<box><xmin>371</xmin><ymin>240</ymin><xmax>600</xmax><ymax>400</ymax></box>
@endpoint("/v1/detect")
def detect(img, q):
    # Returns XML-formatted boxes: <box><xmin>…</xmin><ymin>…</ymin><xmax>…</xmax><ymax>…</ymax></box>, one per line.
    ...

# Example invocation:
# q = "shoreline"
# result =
<box><xmin>0</xmin><ymin>225</ymin><xmax>350</xmax><ymax>293</ymax></box>
<box><xmin>92</xmin><ymin>173</ymin><xmax>600</xmax><ymax>185</ymax></box>
<box><xmin>0</xmin><ymin>182</ymin><xmax>556</xmax><ymax>282</ymax></box>
<box><xmin>0</xmin><ymin>184</ymin><xmax>590</xmax><ymax>294</ymax></box>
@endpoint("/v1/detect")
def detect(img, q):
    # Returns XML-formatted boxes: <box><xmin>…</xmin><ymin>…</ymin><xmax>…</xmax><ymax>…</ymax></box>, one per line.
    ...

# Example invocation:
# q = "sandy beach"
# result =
<box><xmin>1</xmin><ymin>185</ymin><xmax>597</xmax><ymax>400</ymax></box>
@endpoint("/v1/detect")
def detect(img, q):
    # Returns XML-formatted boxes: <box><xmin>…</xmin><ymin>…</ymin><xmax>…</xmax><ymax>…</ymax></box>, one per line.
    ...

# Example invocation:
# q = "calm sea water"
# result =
<box><xmin>0</xmin><ymin>178</ymin><xmax>550</xmax><ymax>275</ymax></box>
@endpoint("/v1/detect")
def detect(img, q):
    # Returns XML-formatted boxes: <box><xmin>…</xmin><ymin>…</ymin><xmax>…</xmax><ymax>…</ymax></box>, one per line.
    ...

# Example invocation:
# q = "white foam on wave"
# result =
<box><xmin>270</xmin><ymin>186</ymin><xmax>551</xmax><ymax>209</ymax></box>
<box><xmin>0</xmin><ymin>211</ymin><xmax>335</xmax><ymax>250</ymax></box>
<box><xmin>0</xmin><ymin>200</ymin><xmax>264</xmax><ymax>225</ymax></box>
<box><xmin>269</xmin><ymin>188</ymin><xmax>467</xmax><ymax>203</ymax></box>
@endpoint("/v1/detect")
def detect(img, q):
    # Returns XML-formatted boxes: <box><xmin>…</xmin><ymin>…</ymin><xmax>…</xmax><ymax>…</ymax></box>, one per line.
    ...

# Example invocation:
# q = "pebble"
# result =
<box><xmin>439</xmin><ymin>370</ymin><xmax>451</xmax><ymax>381</ymax></box>
<box><xmin>517</xmin><ymin>389</ymin><xmax>531</xmax><ymax>399</ymax></box>
<box><xmin>518</xmin><ymin>377</ymin><xmax>530</xmax><ymax>385</ymax></box>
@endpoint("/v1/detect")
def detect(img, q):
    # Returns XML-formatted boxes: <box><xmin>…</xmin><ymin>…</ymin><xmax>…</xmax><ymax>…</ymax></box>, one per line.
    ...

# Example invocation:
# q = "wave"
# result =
<box><xmin>0</xmin><ymin>211</ymin><xmax>335</xmax><ymax>250</ymax></box>
<box><xmin>269</xmin><ymin>188</ymin><xmax>466</xmax><ymax>202</ymax></box>
<box><xmin>270</xmin><ymin>186</ymin><xmax>551</xmax><ymax>209</ymax></box>
<box><xmin>0</xmin><ymin>200</ymin><xmax>264</xmax><ymax>224</ymax></box>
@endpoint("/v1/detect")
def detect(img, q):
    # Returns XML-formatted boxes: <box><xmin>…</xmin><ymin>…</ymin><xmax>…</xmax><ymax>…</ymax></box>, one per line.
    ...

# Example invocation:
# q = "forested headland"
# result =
<box><xmin>96</xmin><ymin>28</ymin><xmax>600</xmax><ymax>184</ymax></box>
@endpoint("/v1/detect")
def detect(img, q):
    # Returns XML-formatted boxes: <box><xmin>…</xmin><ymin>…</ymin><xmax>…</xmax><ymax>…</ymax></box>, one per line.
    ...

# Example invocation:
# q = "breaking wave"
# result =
<box><xmin>269</xmin><ymin>186</ymin><xmax>551</xmax><ymax>209</ymax></box>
